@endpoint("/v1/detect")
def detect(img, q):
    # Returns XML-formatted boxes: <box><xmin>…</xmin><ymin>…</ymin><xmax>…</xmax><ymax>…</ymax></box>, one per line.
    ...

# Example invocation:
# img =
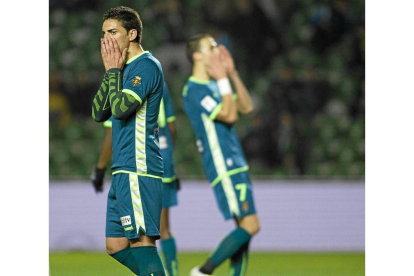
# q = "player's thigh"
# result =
<box><xmin>106</xmin><ymin>237</ymin><xmax>129</xmax><ymax>254</ymax></box>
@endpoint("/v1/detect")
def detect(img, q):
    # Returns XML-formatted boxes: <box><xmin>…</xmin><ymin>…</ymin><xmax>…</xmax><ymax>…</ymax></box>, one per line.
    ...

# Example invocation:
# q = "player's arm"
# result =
<box><xmin>163</xmin><ymin>83</ymin><xmax>177</xmax><ymax>146</ymax></box>
<box><xmin>168</xmin><ymin>121</ymin><xmax>177</xmax><ymax>146</ymax></box>
<box><xmin>97</xmin><ymin>127</ymin><xmax>112</xmax><ymax>169</ymax></box>
<box><xmin>99</xmin><ymin>36</ymin><xmax>143</xmax><ymax>120</ymax></box>
<box><xmin>220</xmin><ymin>45</ymin><xmax>253</xmax><ymax>114</ymax></box>
<box><xmin>106</xmin><ymin>68</ymin><xmax>143</xmax><ymax>120</ymax></box>
<box><xmin>207</xmin><ymin>49</ymin><xmax>238</xmax><ymax>124</ymax></box>
<box><xmin>92</xmin><ymin>73</ymin><xmax>112</xmax><ymax>122</ymax></box>
<box><xmin>91</xmin><ymin>127</ymin><xmax>112</xmax><ymax>193</ymax></box>
<box><xmin>229</xmin><ymin>70</ymin><xmax>253</xmax><ymax>114</ymax></box>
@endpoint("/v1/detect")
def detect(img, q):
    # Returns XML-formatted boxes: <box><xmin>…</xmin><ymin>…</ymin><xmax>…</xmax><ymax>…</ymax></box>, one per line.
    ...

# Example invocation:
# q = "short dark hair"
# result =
<box><xmin>103</xmin><ymin>6</ymin><xmax>143</xmax><ymax>44</ymax></box>
<box><xmin>185</xmin><ymin>33</ymin><xmax>212</xmax><ymax>64</ymax></box>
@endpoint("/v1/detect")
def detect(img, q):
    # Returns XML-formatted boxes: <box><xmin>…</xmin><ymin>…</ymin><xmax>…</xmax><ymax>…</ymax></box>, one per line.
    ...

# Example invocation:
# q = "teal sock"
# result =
<box><xmin>109</xmin><ymin>247</ymin><xmax>140</xmax><ymax>274</ymax></box>
<box><xmin>130</xmin><ymin>246</ymin><xmax>166</xmax><ymax>276</ymax></box>
<box><xmin>229</xmin><ymin>242</ymin><xmax>249</xmax><ymax>276</ymax></box>
<box><xmin>200</xmin><ymin>227</ymin><xmax>251</xmax><ymax>275</ymax></box>
<box><xmin>161</xmin><ymin>237</ymin><xmax>178</xmax><ymax>276</ymax></box>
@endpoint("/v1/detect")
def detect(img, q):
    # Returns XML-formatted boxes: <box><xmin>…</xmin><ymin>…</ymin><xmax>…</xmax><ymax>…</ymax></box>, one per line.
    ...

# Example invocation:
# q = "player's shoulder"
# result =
<box><xmin>130</xmin><ymin>52</ymin><xmax>162</xmax><ymax>73</ymax></box>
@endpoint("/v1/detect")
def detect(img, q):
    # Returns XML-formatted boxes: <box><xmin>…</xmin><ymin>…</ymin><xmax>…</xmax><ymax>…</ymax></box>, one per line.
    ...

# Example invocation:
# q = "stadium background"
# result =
<box><xmin>49</xmin><ymin>0</ymin><xmax>365</xmax><ymax>275</ymax></box>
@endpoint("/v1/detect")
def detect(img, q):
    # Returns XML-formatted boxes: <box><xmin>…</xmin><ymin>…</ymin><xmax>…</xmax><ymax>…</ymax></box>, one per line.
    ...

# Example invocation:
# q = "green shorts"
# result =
<box><xmin>106</xmin><ymin>173</ymin><xmax>163</xmax><ymax>240</ymax></box>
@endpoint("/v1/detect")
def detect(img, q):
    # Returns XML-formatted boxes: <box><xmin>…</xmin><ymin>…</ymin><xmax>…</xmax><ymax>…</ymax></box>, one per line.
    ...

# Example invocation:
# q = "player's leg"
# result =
<box><xmin>160</xmin><ymin>180</ymin><xmax>179</xmax><ymax>276</ymax></box>
<box><xmin>105</xmin><ymin>176</ymin><xmax>140</xmax><ymax>273</ymax></box>
<box><xmin>107</xmin><ymin>173</ymin><xmax>166</xmax><ymax>276</ymax></box>
<box><xmin>193</xmin><ymin>173</ymin><xmax>259</xmax><ymax>276</ymax></box>
<box><xmin>227</xmin><ymin>214</ymin><xmax>260</xmax><ymax>276</ymax></box>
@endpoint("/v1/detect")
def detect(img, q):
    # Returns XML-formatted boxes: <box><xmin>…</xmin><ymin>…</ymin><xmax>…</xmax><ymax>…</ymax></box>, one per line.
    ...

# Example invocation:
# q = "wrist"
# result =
<box><xmin>107</xmin><ymin>68</ymin><xmax>121</xmax><ymax>74</ymax></box>
<box><xmin>228</xmin><ymin>70</ymin><xmax>238</xmax><ymax>79</ymax></box>
<box><xmin>217</xmin><ymin>78</ymin><xmax>232</xmax><ymax>96</ymax></box>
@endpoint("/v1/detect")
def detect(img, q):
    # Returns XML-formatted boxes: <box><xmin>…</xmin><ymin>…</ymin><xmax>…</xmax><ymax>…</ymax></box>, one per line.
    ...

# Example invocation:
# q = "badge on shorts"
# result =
<box><xmin>121</xmin><ymin>215</ymin><xmax>132</xmax><ymax>226</ymax></box>
<box><xmin>132</xmin><ymin>76</ymin><xmax>141</xmax><ymax>86</ymax></box>
<box><xmin>242</xmin><ymin>202</ymin><xmax>249</xmax><ymax>212</ymax></box>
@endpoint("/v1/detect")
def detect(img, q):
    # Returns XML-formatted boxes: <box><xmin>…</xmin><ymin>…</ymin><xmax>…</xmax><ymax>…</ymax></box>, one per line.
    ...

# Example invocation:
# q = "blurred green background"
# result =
<box><xmin>49</xmin><ymin>0</ymin><xmax>365</xmax><ymax>180</ymax></box>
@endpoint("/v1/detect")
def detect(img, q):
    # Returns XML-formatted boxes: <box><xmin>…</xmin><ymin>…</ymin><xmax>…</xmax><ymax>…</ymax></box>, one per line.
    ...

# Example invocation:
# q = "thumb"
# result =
<box><xmin>122</xmin><ymin>48</ymin><xmax>127</xmax><ymax>62</ymax></box>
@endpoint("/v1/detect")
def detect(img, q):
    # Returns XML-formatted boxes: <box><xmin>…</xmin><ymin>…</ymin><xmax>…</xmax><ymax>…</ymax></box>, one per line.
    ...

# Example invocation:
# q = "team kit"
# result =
<box><xmin>91</xmin><ymin>6</ymin><xmax>260</xmax><ymax>276</ymax></box>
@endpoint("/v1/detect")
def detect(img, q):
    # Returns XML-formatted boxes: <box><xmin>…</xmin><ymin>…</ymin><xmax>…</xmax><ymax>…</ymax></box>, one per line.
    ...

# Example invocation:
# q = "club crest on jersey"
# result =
<box><xmin>132</xmin><ymin>76</ymin><xmax>141</xmax><ymax>86</ymax></box>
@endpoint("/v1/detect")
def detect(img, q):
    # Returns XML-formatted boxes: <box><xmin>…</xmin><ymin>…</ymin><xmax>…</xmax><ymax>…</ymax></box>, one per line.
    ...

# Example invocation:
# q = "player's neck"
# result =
<box><xmin>192</xmin><ymin>63</ymin><xmax>210</xmax><ymax>81</ymax></box>
<box><xmin>126</xmin><ymin>43</ymin><xmax>145</xmax><ymax>61</ymax></box>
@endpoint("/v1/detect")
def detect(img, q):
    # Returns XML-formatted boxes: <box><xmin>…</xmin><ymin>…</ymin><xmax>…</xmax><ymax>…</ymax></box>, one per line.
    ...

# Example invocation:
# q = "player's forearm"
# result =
<box><xmin>229</xmin><ymin>71</ymin><xmax>254</xmax><ymax>114</ymax></box>
<box><xmin>92</xmin><ymin>73</ymin><xmax>112</xmax><ymax>122</ymax></box>
<box><xmin>217</xmin><ymin>94</ymin><xmax>239</xmax><ymax>123</ymax></box>
<box><xmin>97</xmin><ymin>129</ymin><xmax>112</xmax><ymax>168</ymax></box>
<box><xmin>168</xmin><ymin>122</ymin><xmax>177</xmax><ymax>146</ymax></box>
<box><xmin>107</xmin><ymin>69</ymin><xmax>142</xmax><ymax>120</ymax></box>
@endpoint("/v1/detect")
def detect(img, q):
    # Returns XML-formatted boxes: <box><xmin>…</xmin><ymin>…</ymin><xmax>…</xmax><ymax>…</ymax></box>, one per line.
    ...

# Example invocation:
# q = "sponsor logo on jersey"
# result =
<box><xmin>120</xmin><ymin>215</ymin><xmax>132</xmax><ymax>226</ymax></box>
<box><xmin>133</xmin><ymin>76</ymin><xmax>141</xmax><ymax>86</ymax></box>
<box><xmin>200</xmin><ymin>95</ymin><xmax>217</xmax><ymax>112</ymax></box>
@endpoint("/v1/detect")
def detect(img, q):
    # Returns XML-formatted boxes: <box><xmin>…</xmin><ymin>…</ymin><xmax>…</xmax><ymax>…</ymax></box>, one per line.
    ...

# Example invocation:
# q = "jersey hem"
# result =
<box><xmin>112</xmin><ymin>170</ymin><xmax>163</xmax><ymax>179</ymax></box>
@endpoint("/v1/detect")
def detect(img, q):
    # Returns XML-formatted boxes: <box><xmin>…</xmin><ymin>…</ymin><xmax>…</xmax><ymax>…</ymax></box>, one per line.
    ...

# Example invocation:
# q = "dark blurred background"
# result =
<box><xmin>49</xmin><ymin>0</ymin><xmax>365</xmax><ymax>179</ymax></box>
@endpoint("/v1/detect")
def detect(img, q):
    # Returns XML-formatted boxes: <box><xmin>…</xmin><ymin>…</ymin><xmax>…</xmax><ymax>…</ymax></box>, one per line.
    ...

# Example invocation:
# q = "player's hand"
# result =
<box><xmin>176</xmin><ymin>178</ymin><xmax>181</xmax><ymax>191</ymax></box>
<box><xmin>206</xmin><ymin>50</ymin><xmax>227</xmax><ymax>80</ymax></box>
<box><xmin>219</xmin><ymin>45</ymin><xmax>236</xmax><ymax>75</ymax></box>
<box><xmin>101</xmin><ymin>37</ymin><xmax>127</xmax><ymax>71</ymax></box>
<box><xmin>91</xmin><ymin>167</ymin><xmax>106</xmax><ymax>193</ymax></box>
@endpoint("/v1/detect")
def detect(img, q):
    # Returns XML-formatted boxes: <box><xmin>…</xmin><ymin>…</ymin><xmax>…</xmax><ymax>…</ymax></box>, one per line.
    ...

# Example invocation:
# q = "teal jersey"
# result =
<box><xmin>111</xmin><ymin>51</ymin><xmax>164</xmax><ymax>177</ymax></box>
<box><xmin>182</xmin><ymin>77</ymin><xmax>249</xmax><ymax>186</ymax></box>
<box><xmin>104</xmin><ymin>81</ymin><xmax>177</xmax><ymax>182</ymax></box>
<box><xmin>158</xmin><ymin>82</ymin><xmax>177</xmax><ymax>183</ymax></box>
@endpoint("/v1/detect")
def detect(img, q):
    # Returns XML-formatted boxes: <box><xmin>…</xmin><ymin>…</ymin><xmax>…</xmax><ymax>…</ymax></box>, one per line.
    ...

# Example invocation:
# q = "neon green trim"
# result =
<box><xmin>189</xmin><ymin>76</ymin><xmax>210</xmax><ymax>85</ymax></box>
<box><xmin>209</xmin><ymin>103</ymin><xmax>223</xmax><ymax>121</ymax></box>
<box><xmin>103</xmin><ymin>120</ymin><xmax>112</xmax><ymax>128</ymax></box>
<box><xmin>211</xmin><ymin>166</ymin><xmax>249</xmax><ymax>187</ymax></box>
<box><xmin>182</xmin><ymin>85</ymin><xmax>188</xmax><ymax>96</ymax></box>
<box><xmin>112</xmin><ymin>170</ymin><xmax>162</xmax><ymax>179</ymax></box>
<box><xmin>202</xmin><ymin>113</ymin><xmax>240</xmax><ymax>216</ymax></box>
<box><xmin>124</xmin><ymin>226</ymin><xmax>133</xmax><ymax>231</ymax></box>
<box><xmin>167</xmin><ymin>116</ymin><xmax>176</xmax><ymax>123</ymax></box>
<box><xmin>135</xmin><ymin>100</ymin><xmax>147</xmax><ymax>173</ymax></box>
<box><xmin>158</xmin><ymin>98</ymin><xmax>166</xmax><ymax>128</ymax></box>
<box><xmin>129</xmin><ymin>174</ymin><xmax>146</xmax><ymax>233</ymax></box>
<box><xmin>122</xmin><ymin>89</ymin><xmax>142</xmax><ymax>104</ymax></box>
<box><xmin>233</xmin><ymin>94</ymin><xmax>238</xmax><ymax>100</ymax></box>
<box><xmin>126</xmin><ymin>51</ymin><xmax>150</xmax><ymax>64</ymax></box>
<box><xmin>162</xmin><ymin>176</ymin><xmax>177</xmax><ymax>183</ymax></box>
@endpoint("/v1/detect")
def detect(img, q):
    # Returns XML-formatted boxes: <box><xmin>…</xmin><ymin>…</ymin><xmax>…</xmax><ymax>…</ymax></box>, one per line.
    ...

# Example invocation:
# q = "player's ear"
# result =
<box><xmin>193</xmin><ymin>52</ymin><xmax>202</xmax><ymax>62</ymax></box>
<box><xmin>128</xmin><ymin>29</ymin><xmax>137</xmax><ymax>41</ymax></box>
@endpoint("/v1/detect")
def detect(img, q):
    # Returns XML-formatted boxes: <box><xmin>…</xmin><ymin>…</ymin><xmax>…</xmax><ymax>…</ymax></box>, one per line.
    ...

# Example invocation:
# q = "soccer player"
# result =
<box><xmin>91</xmin><ymin>6</ymin><xmax>166</xmax><ymax>276</ymax></box>
<box><xmin>91</xmin><ymin>81</ymin><xmax>180</xmax><ymax>276</ymax></box>
<box><xmin>183</xmin><ymin>34</ymin><xmax>260</xmax><ymax>276</ymax></box>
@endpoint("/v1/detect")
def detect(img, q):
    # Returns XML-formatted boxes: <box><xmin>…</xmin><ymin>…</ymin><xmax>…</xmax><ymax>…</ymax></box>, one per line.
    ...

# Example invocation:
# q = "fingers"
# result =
<box><xmin>121</xmin><ymin>48</ymin><xmax>127</xmax><ymax>63</ymax></box>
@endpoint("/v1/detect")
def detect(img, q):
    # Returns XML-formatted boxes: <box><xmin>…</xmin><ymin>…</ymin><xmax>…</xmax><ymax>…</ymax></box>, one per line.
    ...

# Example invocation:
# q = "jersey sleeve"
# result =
<box><xmin>122</xmin><ymin>59</ymin><xmax>162</xmax><ymax>104</ymax></box>
<box><xmin>103</xmin><ymin>116</ymin><xmax>114</xmax><ymax>128</ymax></box>
<box><xmin>162</xmin><ymin>82</ymin><xmax>176</xmax><ymax>123</ymax></box>
<box><xmin>186</xmin><ymin>85</ymin><xmax>222</xmax><ymax>120</ymax></box>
